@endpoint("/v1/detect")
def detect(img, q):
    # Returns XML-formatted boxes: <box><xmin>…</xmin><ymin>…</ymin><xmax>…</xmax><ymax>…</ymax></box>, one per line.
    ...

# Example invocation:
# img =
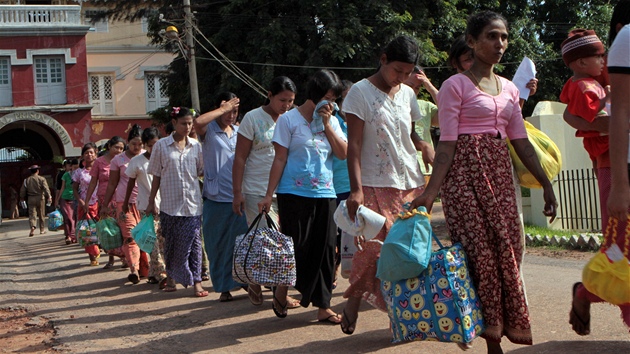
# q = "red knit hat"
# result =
<box><xmin>561</xmin><ymin>29</ymin><xmax>605</xmax><ymax>66</ymax></box>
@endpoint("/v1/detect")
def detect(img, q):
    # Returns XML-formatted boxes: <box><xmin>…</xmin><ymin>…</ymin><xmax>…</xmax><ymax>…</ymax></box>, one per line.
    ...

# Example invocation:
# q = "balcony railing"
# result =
<box><xmin>0</xmin><ymin>5</ymin><xmax>82</xmax><ymax>27</ymax></box>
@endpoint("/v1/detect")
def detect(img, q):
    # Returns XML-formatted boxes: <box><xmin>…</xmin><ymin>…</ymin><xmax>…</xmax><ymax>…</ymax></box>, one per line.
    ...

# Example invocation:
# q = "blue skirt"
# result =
<box><xmin>203</xmin><ymin>199</ymin><xmax>248</xmax><ymax>292</ymax></box>
<box><xmin>160</xmin><ymin>212</ymin><xmax>202</xmax><ymax>287</ymax></box>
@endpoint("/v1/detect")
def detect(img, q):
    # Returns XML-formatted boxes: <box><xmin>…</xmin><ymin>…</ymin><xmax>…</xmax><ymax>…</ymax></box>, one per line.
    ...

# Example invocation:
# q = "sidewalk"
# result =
<box><xmin>0</xmin><ymin>214</ymin><xmax>628</xmax><ymax>353</ymax></box>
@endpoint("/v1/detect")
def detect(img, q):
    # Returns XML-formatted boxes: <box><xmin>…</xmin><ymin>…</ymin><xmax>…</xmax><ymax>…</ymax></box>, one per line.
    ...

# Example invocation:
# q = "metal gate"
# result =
<box><xmin>556</xmin><ymin>169</ymin><xmax>601</xmax><ymax>231</ymax></box>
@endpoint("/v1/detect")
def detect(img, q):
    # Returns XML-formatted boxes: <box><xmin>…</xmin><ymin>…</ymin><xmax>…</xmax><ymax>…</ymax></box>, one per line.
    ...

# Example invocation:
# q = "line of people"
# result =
<box><xmin>43</xmin><ymin>6</ymin><xmax>630</xmax><ymax>354</ymax></box>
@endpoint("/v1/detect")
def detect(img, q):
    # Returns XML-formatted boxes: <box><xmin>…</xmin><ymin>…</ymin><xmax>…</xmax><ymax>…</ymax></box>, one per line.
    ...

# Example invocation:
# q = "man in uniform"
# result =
<box><xmin>19</xmin><ymin>165</ymin><xmax>52</xmax><ymax>236</ymax></box>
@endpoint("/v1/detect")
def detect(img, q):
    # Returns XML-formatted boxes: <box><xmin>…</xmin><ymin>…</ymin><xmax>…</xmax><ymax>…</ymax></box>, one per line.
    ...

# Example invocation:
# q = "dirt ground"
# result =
<box><xmin>4</xmin><ymin>199</ymin><xmax>630</xmax><ymax>354</ymax></box>
<box><xmin>0</xmin><ymin>307</ymin><xmax>56</xmax><ymax>353</ymax></box>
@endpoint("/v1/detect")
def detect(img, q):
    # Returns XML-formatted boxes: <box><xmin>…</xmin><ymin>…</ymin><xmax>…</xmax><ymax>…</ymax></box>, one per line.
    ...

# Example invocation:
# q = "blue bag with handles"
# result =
<box><xmin>376</xmin><ymin>205</ymin><xmax>432</xmax><ymax>282</ymax></box>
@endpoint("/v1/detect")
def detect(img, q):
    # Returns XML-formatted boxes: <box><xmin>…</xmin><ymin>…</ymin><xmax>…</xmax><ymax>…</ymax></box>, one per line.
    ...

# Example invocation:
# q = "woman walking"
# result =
<box><xmin>146</xmin><ymin>107</ymin><xmax>208</xmax><ymax>298</ymax></box>
<box><xmin>123</xmin><ymin>126</ymin><xmax>167</xmax><ymax>287</ymax></box>
<box><xmin>339</xmin><ymin>35</ymin><xmax>431</xmax><ymax>334</ymax></box>
<box><xmin>54</xmin><ymin>160</ymin><xmax>76</xmax><ymax>244</ymax></box>
<box><xmin>85</xmin><ymin>136</ymin><xmax>127</xmax><ymax>269</ymax></box>
<box><xmin>72</xmin><ymin>143</ymin><xmax>101</xmax><ymax>266</ymax></box>
<box><xmin>194</xmin><ymin>92</ymin><xmax>248</xmax><ymax>302</ymax></box>
<box><xmin>101</xmin><ymin>125</ymin><xmax>149</xmax><ymax>284</ymax></box>
<box><xmin>259</xmin><ymin>69</ymin><xmax>347</xmax><ymax>323</ymax></box>
<box><xmin>232</xmin><ymin>76</ymin><xmax>300</xmax><ymax>307</ymax></box>
<box><xmin>410</xmin><ymin>12</ymin><xmax>557</xmax><ymax>353</ymax></box>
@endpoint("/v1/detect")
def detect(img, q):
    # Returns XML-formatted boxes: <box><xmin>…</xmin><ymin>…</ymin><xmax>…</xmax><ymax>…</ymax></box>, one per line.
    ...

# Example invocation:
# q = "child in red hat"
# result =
<box><xmin>560</xmin><ymin>29</ymin><xmax>610</xmax><ymax>168</ymax></box>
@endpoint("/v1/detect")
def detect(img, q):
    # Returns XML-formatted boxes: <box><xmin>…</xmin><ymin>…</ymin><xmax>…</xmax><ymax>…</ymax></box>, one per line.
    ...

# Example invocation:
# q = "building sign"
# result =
<box><xmin>0</xmin><ymin>111</ymin><xmax>77</xmax><ymax>154</ymax></box>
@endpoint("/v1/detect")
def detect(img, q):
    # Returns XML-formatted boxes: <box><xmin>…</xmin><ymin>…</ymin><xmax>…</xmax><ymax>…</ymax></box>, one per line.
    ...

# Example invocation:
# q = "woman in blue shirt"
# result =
<box><xmin>259</xmin><ymin>69</ymin><xmax>347</xmax><ymax>323</ymax></box>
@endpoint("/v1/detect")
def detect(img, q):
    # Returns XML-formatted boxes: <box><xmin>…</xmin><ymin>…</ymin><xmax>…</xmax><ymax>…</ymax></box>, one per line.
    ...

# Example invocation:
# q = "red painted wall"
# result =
<box><xmin>0</xmin><ymin>35</ymin><xmax>89</xmax><ymax>106</ymax></box>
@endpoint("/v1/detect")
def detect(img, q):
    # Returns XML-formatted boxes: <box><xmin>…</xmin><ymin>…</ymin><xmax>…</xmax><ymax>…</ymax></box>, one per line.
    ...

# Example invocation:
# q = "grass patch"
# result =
<box><xmin>524</xmin><ymin>224</ymin><xmax>579</xmax><ymax>238</ymax></box>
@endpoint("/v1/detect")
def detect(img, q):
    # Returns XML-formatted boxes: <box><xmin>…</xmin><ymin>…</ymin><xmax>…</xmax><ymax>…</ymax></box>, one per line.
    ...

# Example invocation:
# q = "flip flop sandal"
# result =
<box><xmin>201</xmin><ymin>271</ymin><xmax>210</xmax><ymax>281</ymax></box>
<box><xmin>147</xmin><ymin>276</ymin><xmax>159</xmax><ymax>284</ymax></box>
<box><xmin>195</xmin><ymin>290</ymin><xmax>209</xmax><ymax>298</ymax></box>
<box><xmin>219</xmin><ymin>292</ymin><xmax>233</xmax><ymax>302</ymax></box>
<box><xmin>103</xmin><ymin>262</ymin><xmax>115</xmax><ymax>270</ymax></box>
<box><xmin>247</xmin><ymin>286</ymin><xmax>264</xmax><ymax>306</ymax></box>
<box><xmin>318</xmin><ymin>313</ymin><xmax>342</xmax><ymax>325</ymax></box>
<box><xmin>127</xmin><ymin>274</ymin><xmax>140</xmax><ymax>284</ymax></box>
<box><xmin>570</xmin><ymin>282</ymin><xmax>591</xmax><ymax>335</ymax></box>
<box><xmin>271</xmin><ymin>287</ymin><xmax>287</xmax><ymax>318</ymax></box>
<box><xmin>159</xmin><ymin>278</ymin><xmax>169</xmax><ymax>290</ymax></box>
<box><xmin>163</xmin><ymin>285</ymin><xmax>177</xmax><ymax>292</ymax></box>
<box><xmin>340</xmin><ymin>309</ymin><xmax>358</xmax><ymax>335</ymax></box>
<box><xmin>286</xmin><ymin>296</ymin><xmax>301</xmax><ymax>309</ymax></box>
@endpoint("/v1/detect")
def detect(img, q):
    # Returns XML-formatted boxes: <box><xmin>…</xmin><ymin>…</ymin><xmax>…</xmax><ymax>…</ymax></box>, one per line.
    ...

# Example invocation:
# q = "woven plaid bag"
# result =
<box><xmin>232</xmin><ymin>211</ymin><xmax>296</xmax><ymax>287</ymax></box>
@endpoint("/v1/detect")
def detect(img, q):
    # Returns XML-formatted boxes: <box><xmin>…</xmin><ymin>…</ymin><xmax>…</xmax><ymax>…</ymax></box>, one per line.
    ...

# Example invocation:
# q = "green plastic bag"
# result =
<box><xmin>131</xmin><ymin>214</ymin><xmax>156</xmax><ymax>254</ymax></box>
<box><xmin>96</xmin><ymin>217</ymin><xmax>123</xmax><ymax>251</ymax></box>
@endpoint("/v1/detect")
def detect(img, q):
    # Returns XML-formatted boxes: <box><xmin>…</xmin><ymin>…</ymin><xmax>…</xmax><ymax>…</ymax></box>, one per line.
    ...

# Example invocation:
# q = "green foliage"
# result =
<box><xmin>101</xmin><ymin>0</ymin><xmax>616</xmax><ymax>117</ymax></box>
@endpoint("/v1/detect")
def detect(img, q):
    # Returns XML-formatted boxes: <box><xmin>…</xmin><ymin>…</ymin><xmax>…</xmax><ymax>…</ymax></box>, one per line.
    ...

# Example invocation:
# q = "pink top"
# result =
<box><xmin>90</xmin><ymin>156</ymin><xmax>112</xmax><ymax>201</ymax></box>
<box><xmin>437</xmin><ymin>73</ymin><xmax>527</xmax><ymax>141</ymax></box>
<box><xmin>110</xmin><ymin>152</ymin><xmax>139</xmax><ymax>204</ymax></box>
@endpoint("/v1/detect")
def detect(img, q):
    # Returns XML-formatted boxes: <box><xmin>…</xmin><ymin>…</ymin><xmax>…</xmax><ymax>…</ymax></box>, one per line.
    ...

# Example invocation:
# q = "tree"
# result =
<box><xmin>91</xmin><ymin>0</ymin><xmax>615</xmax><ymax>120</ymax></box>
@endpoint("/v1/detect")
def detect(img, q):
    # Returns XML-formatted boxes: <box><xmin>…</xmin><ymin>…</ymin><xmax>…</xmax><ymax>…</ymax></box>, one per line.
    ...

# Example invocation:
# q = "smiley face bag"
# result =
<box><xmin>381</xmin><ymin>233</ymin><xmax>484</xmax><ymax>344</ymax></box>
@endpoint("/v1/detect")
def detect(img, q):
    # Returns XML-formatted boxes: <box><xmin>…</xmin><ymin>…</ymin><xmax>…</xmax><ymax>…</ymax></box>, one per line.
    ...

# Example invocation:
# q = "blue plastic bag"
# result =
<box><xmin>131</xmin><ymin>214</ymin><xmax>156</xmax><ymax>254</ymax></box>
<box><xmin>47</xmin><ymin>209</ymin><xmax>63</xmax><ymax>231</ymax></box>
<box><xmin>376</xmin><ymin>205</ymin><xmax>432</xmax><ymax>282</ymax></box>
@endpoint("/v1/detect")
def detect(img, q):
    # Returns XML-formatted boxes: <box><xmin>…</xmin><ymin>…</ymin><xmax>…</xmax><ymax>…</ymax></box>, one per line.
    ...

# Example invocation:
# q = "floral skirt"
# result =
<box><xmin>343</xmin><ymin>186</ymin><xmax>423</xmax><ymax>311</ymax></box>
<box><xmin>441</xmin><ymin>134</ymin><xmax>531</xmax><ymax>345</ymax></box>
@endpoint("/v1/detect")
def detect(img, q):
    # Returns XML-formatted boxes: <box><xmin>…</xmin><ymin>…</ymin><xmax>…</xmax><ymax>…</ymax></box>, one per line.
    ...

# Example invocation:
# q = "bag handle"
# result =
<box><xmin>234</xmin><ymin>207</ymin><xmax>276</xmax><ymax>285</ymax></box>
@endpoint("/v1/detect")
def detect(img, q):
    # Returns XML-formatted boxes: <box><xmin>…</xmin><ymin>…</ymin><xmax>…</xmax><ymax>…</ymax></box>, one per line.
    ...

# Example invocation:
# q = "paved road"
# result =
<box><xmin>0</xmin><ymin>214</ymin><xmax>628</xmax><ymax>353</ymax></box>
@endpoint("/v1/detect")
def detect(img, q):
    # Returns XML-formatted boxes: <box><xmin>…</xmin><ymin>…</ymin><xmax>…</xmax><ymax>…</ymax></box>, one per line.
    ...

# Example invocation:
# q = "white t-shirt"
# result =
<box><xmin>342</xmin><ymin>79</ymin><xmax>425</xmax><ymax>189</ymax></box>
<box><xmin>237</xmin><ymin>107</ymin><xmax>277</xmax><ymax>196</ymax></box>
<box><xmin>608</xmin><ymin>24</ymin><xmax>630</xmax><ymax>163</ymax></box>
<box><xmin>125</xmin><ymin>153</ymin><xmax>160</xmax><ymax>211</ymax></box>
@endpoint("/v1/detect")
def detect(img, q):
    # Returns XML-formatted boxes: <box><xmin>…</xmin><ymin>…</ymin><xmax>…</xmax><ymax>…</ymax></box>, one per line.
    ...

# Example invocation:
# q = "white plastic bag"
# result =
<box><xmin>340</xmin><ymin>231</ymin><xmax>357</xmax><ymax>279</ymax></box>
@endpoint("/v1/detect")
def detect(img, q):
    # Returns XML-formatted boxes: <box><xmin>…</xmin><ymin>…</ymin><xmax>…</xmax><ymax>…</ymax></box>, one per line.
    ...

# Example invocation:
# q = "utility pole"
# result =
<box><xmin>183</xmin><ymin>0</ymin><xmax>200</xmax><ymax>112</ymax></box>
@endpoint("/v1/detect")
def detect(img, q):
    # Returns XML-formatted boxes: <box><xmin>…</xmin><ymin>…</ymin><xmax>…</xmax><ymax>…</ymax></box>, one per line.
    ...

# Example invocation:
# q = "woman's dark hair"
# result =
<box><xmin>165</xmin><ymin>121</ymin><xmax>174</xmax><ymax>135</ymax></box>
<box><xmin>81</xmin><ymin>142</ymin><xmax>97</xmax><ymax>156</ymax></box>
<box><xmin>448</xmin><ymin>35</ymin><xmax>471</xmax><ymax>71</ymax></box>
<box><xmin>214</xmin><ymin>92</ymin><xmax>237</xmax><ymax>109</ymax></box>
<box><xmin>609</xmin><ymin>0</ymin><xmax>630</xmax><ymax>45</ymax></box>
<box><xmin>128</xmin><ymin>124</ymin><xmax>143</xmax><ymax>142</ymax></box>
<box><xmin>70</xmin><ymin>158</ymin><xmax>79</xmax><ymax>165</ymax></box>
<box><xmin>382</xmin><ymin>35</ymin><xmax>420</xmax><ymax>64</ymax></box>
<box><xmin>269</xmin><ymin>76</ymin><xmax>297</xmax><ymax>96</ymax></box>
<box><xmin>142</xmin><ymin>126</ymin><xmax>161</xmax><ymax>144</ymax></box>
<box><xmin>305</xmin><ymin>69</ymin><xmax>343</xmax><ymax>103</ymax></box>
<box><xmin>107</xmin><ymin>136</ymin><xmax>125</xmax><ymax>150</ymax></box>
<box><xmin>170</xmin><ymin>106</ymin><xmax>194</xmax><ymax>120</ymax></box>
<box><xmin>466</xmin><ymin>11</ymin><xmax>508</xmax><ymax>40</ymax></box>
<box><xmin>336</xmin><ymin>79</ymin><xmax>354</xmax><ymax>105</ymax></box>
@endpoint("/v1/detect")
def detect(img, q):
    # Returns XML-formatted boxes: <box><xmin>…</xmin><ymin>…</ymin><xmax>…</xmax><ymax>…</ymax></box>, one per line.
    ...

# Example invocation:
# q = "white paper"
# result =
<box><xmin>512</xmin><ymin>57</ymin><xmax>537</xmax><ymax>101</ymax></box>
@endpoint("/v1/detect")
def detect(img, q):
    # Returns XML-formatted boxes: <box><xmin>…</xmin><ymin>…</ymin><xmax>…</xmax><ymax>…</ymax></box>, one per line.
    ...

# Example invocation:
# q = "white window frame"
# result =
<box><xmin>84</xmin><ymin>9</ymin><xmax>109</xmax><ymax>33</ymax></box>
<box><xmin>0</xmin><ymin>57</ymin><xmax>12</xmax><ymax>107</ymax></box>
<box><xmin>34</xmin><ymin>56</ymin><xmax>66</xmax><ymax>105</ymax></box>
<box><xmin>145</xmin><ymin>72</ymin><xmax>169</xmax><ymax>113</ymax></box>
<box><xmin>89</xmin><ymin>73</ymin><xmax>115</xmax><ymax>116</ymax></box>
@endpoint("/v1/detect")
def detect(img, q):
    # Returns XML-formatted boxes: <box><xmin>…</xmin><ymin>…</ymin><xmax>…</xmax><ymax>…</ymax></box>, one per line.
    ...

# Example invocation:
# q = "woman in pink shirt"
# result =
<box><xmin>101</xmin><ymin>125</ymin><xmax>149</xmax><ymax>284</ymax></box>
<box><xmin>85</xmin><ymin>136</ymin><xmax>126</xmax><ymax>268</ymax></box>
<box><xmin>410</xmin><ymin>11</ymin><xmax>557</xmax><ymax>353</ymax></box>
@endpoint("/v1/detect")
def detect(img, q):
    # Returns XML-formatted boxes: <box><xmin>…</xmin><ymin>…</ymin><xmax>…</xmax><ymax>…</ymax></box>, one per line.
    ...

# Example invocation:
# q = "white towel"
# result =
<box><xmin>333</xmin><ymin>200</ymin><xmax>386</xmax><ymax>240</ymax></box>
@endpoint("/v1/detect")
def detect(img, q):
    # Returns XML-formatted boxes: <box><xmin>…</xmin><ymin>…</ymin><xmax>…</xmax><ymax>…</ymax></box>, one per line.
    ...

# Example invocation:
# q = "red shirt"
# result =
<box><xmin>560</xmin><ymin>77</ymin><xmax>609</xmax><ymax>167</ymax></box>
